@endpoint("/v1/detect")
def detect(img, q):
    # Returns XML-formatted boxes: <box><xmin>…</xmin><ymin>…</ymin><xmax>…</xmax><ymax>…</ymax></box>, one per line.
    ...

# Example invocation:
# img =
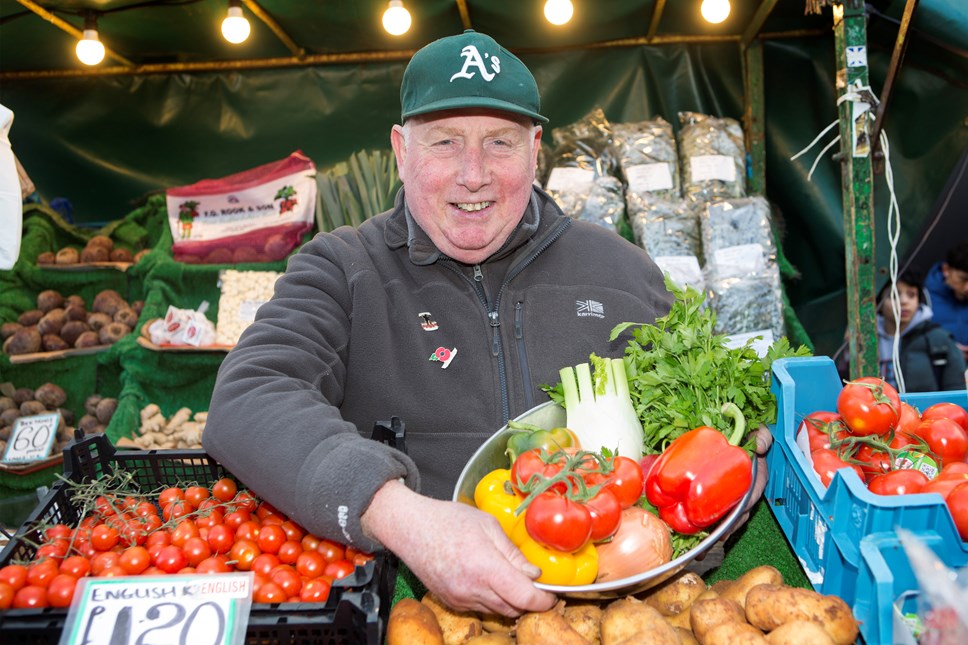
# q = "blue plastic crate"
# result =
<box><xmin>765</xmin><ymin>356</ymin><xmax>968</xmax><ymax>645</ymax></box>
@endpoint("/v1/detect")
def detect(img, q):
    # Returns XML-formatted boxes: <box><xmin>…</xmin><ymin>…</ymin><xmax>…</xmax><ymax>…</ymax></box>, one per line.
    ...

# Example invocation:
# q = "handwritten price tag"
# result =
<box><xmin>60</xmin><ymin>573</ymin><xmax>254</xmax><ymax>645</ymax></box>
<box><xmin>2</xmin><ymin>412</ymin><xmax>59</xmax><ymax>463</ymax></box>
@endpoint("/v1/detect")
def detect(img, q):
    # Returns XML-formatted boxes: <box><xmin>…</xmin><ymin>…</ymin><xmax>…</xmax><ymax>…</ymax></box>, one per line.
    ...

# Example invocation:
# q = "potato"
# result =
<box><xmin>745</xmin><ymin>585</ymin><xmax>858</xmax><ymax>645</ymax></box>
<box><xmin>703</xmin><ymin>621</ymin><xmax>766</xmax><ymax>644</ymax></box>
<box><xmin>465</xmin><ymin>635</ymin><xmax>515</xmax><ymax>645</ymax></box>
<box><xmin>480</xmin><ymin>611</ymin><xmax>515</xmax><ymax>634</ymax></box>
<box><xmin>643</xmin><ymin>571</ymin><xmax>707</xmax><ymax>616</ymax></box>
<box><xmin>600</xmin><ymin>596</ymin><xmax>680</xmax><ymax>645</ymax></box>
<box><xmin>688</xmin><ymin>597</ymin><xmax>745</xmax><ymax>644</ymax></box>
<box><xmin>421</xmin><ymin>592</ymin><xmax>484</xmax><ymax>645</ymax></box>
<box><xmin>563</xmin><ymin>601</ymin><xmax>604</xmax><ymax>644</ymax></box>
<box><xmin>719</xmin><ymin>566</ymin><xmax>783</xmax><ymax>609</ymax></box>
<box><xmin>668</xmin><ymin>588</ymin><xmax>718</xmax><ymax>630</ymax></box>
<box><xmin>676</xmin><ymin>627</ymin><xmax>700</xmax><ymax>645</ymax></box>
<box><xmin>386</xmin><ymin>597</ymin><xmax>444</xmax><ymax>645</ymax></box>
<box><xmin>517</xmin><ymin>608</ymin><xmax>592</xmax><ymax>645</ymax></box>
<box><xmin>764</xmin><ymin>619</ymin><xmax>836</xmax><ymax>644</ymax></box>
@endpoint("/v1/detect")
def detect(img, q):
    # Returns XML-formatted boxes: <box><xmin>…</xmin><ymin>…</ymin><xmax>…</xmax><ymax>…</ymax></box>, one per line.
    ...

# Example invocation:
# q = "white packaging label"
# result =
<box><xmin>626</xmin><ymin>163</ymin><xmax>674</xmax><ymax>192</ymax></box>
<box><xmin>654</xmin><ymin>255</ymin><xmax>703</xmax><ymax>290</ymax></box>
<box><xmin>690</xmin><ymin>155</ymin><xmax>736</xmax><ymax>183</ymax></box>
<box><xmin>724</xmin><ymin>329</ymin><xmax>775</xmax><ymax>358</ymax></box>
<box><xmin>545</xmin><ymin>167</ymin><xmax>595</xmax><ymax>193</ymax></box>
<box><xmin>713</xmin><ymin>244</ymin><xmax>766</xmax><ymax>277</ymax></box>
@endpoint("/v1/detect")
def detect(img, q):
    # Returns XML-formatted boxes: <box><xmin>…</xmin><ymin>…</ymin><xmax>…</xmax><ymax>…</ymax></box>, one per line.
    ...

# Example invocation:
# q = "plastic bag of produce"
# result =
<box><xmin>166</xmin><ymin>151</ymin><xmax>317</xmax><ymax>264</ymax></box>
<box><xmin>614</xmin><ymin>117</ymin><xmax>680</xmax><ymax>204</ymax></box>
<box><xmin>629</xmin><ymin>198</ymin><xmax>702</xmax><ymax>260</ymax></box>
<box><xmin>700</xmin><ymin>196</ymin><xmax>776</xmax><ymax>265</ymax></box>
<box><xmin>678</xmin><ymin>112</ymin><xmax>746</xmax><ymax>203</ymax></box>
<box><xmin>544</xmin><ymin>107</ymin><xmax>625</xmax><ymax>232</ymax></box>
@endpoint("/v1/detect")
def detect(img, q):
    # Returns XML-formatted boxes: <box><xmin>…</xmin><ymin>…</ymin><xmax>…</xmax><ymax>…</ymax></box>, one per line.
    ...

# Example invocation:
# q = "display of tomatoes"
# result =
<box><xmin>0</xmin><ymin>477</ymin><xmax>374</xmax><ymax>611</ymax></box>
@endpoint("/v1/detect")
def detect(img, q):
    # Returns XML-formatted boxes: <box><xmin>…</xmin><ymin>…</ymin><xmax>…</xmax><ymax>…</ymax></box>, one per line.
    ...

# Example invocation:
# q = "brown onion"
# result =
<box><xmin>594</xmin><ymin>506</ymin><xmax>673</xmax><ymax>582</ymax></box>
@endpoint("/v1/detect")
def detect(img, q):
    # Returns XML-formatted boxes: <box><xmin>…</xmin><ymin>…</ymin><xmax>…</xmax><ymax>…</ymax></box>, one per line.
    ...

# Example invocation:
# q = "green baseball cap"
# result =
<box><xmin>401</xmin><ymin>30</ymin><xmax>547</xmax><ymax>124</ymax></box>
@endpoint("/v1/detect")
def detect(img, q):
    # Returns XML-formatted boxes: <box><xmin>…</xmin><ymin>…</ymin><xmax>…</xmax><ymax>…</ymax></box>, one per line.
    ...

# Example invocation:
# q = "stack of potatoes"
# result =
<box><xmin>387</xmin><ymin>566</ymin><xmax>859</xmax><ymax>645</ymax></box>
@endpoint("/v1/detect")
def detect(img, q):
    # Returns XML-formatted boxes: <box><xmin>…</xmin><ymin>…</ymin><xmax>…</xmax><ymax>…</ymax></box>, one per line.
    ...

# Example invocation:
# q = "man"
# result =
<box><xmin>204</xmin><ymin>30</ymin><xmax>768</xmax><ymax>616</ymax></box>
<box><xmin>924</xmin><ymin>240</ymin><xmax>968</xmax><ymax>360</ymax></box>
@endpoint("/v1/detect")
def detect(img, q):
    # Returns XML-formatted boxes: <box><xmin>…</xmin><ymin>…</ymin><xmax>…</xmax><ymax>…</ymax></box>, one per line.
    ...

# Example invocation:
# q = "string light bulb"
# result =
<box><xmin>221</xmin><ymin>1</ymin><xmax>251</xmax><ymax>44</ymax></box>
<box><xmin>382</xmin><ymin>0</ymin><xmax>411</xmax><ymax>36</ymax></box>
<box><xmin>544</xmin><ymin>0</ymin><xmax>574</xmax><ymax>26</ymax></box>
<box><xmin>700</xmin><ymin>0</ymin><xmax>731</xmax><ymax>24</ymax></box>
<box><xmin>75</xmin><ymin>13</ymin><xmax>105</xmax><ymax>66</ymax></box>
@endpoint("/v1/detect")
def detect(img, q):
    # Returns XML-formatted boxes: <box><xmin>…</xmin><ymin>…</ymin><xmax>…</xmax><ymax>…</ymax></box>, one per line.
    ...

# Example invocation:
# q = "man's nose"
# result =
<box><xmin>458</xmin><ymin>147</ymin><xmax>489</xmax><ymax>191</ymax></box>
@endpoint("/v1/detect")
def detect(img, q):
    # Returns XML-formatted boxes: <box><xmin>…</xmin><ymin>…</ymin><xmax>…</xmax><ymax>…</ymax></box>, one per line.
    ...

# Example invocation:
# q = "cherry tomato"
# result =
<box><xmin>922</xmin><ymin>475</ymin><xmax>968</xmax><ymax>500</ymax></box>
<box><xmin>811</xmin><ymin>448</ymin><xmax>865</xmax><ymax>487</ymax></box>
<box><xmin>232</xmin><ymin>490</ymin><xmax>259</xmax><ymax>513</ymax></box>
<box><xmin>315</xmin><ymin>539</ymin><xmax>345</xmax><ymax>563</ymax></box>
<box><xmin>867</xmin><ymin>469</ymin><xmax>929</xmax><ymax>496</ymax></box>
<box><xmin>296</xmin><ymin>551</ymin><xmax>326</xmax><ymax>578</ymax></box>
<box><xmin>324</xmin><ymin>559</ymin><xmax>355</xmax><ymax>580</ymax></box>
<box><xmin>26</xmin><ymin>560</ymin><xmax>59</xmax><ymax>588</ymax></box>
<box><xmin>46</xmin><ymin>574</ymin><xmax>78</xmax><ymax>608</ymax></box>
<box><xmin>584</xmin><ymin>486</ymin><xmax>622</xmax><ymax>542</ymax></box>
<box><xmin>195</xmin><ymin>508</ymin><xmax>225</xmax><ymax>530</ymax></box>
<box><xmin>299</xmin><ymin>577</ymin><xmax>331</xmax><ymax>603</ymax></box>
<box><xmin>270</xmin><ymin>566</ymin><xmax>303</xmax><ymax>597</ymax></box>
<box><xmin>212</xmin><ymin>478</ymin><xmax>238</xmax><ymax>503</ymax></box>
<box><xmin>163</xmin><ymin>499</ymin><xmax>196</xmax><ymax>522</ymax></box>
<box><xmin>181</xmin><ymin>537</ymin><xmax>212</xmax><ymax>567</ymax></box>
<box><xmin>921</xmin><ymin>402</ymin><xmax>968</xmax><ymax>433</ymax></box>
<box><xmin>119</xmin><ymin>546</ymin><xmax>151</xmax><ymax>575</ymax></box>
<box><xmin>196</xmin><ymin>556</ymin><xmax>233</xmax><ymax>574</ymax></box>
<box><xmin>258</xmin><ymin>524</ymin><xmax>287</xmax><ymax>555</ymax></box>
<box><xmin>145</xmin><ymin>530</ymin><xmax>172</xmax><ymax>548</ymax></box>
<box><xmin>223</xmin><ymin>509</ymin><xmax>252</xmax><ymax>530</ymax></box>
<box><xmin>12</xmin><ymin>585</ymin><xmax>48</xmax><ymax>609</ymax></box>
<box><xmin>250</xmin><ymin>553</ymin><xmax>280</xmax><ymax>577</ymax></box>
<box><xmin>837</xmin><ymin>377</ymin><xmax>901</xmax><ymax>437</ymax></box>
<box><xmin>301</xmin><ymin>534</ymin><xmax>321</xmax><ymax>552</ymax></box>
<box><xmin>158</xmin><ymin>487</ymin><xmax>185</xmax><ymax>509</ymax></box>
<box><xmin>207</xmin><ymin>524</ymin><xmax>235</xmax><ymax>555</ymax></box>
<box><xmin>256</xmin><ymin>501</ymin><xmax>283</xmax><ymax>521</ymax></box>
<box><xmin>35</xmin><ymin>540</ymin><xmax>69</xmax><ymax>562</ymax></box>
<box><xmin>132</xmin><ymin>501</ymin><xmax>158</xmax><ymax>519</ymax></box>
<box><xmin>912</xmin><ymin>418</ymin><xmax>968</xmax><ymax>467</ymax></box>
<box><xmin>0</xmin><ymin>564</ymin><xmax>28</xmax><ymax>591</ymax></box>
<box><xmin>229</xmin><ymin>540</ymin><xmax>261</xmax><ymax>571</ymax></box>
<box><xmin>280</xmin><ymin>520</ymin><xmax>305</xmax><ymax>543</ymax></box>
<box><xmin>235</xmin><ymin>520</ymin><xmax>262</xmax><ymax>543</ymax></box>
<box><xmin>939</xmin><ymin>462</ymin><xmax>968</xmax><ymax>479</ymax></box>
<box><xmin>897</xmin><ymin>402</ymin><xmax>922</xmax><ymax>436</ymax></box>
<box><xmin>155</xmin><ymin>545</ymin><xmax>189</xmax><ymax>574</ymax></box>
<box><xmin>59</xmin><ymin>556</ymin><xmax>91</xmax><ymax>579</ymax></box>
<box><xmin>524</xmin><ymin>492</ymin><xmax>593</xmax><ymax>553</ymax></box>
<box><xmin>945</xmin><ymin>482</ymin><xmax>968</xmax><ymax>541</ymax></box>
<box><xmin>184</xmin><ymin>485</ymin><xmax>211</xmax><ymax>508</ymax></box>
<box><xmin>90</xmin><ymin>524</ymin><xmax>120</xmax><ymax>551</ymax></box>
<box><xmin>90</xmin><ymin>551</ymin><xmax>121</xmax><ymax>575</ymax></box>
<box><xmin>277</xmin><ymin>541</ymin><xmax>303</xmax><ymax>565</ymax></box>
<box><xmin>602</xmin><ymin>456</ymin><xmax>646</xmax><ymax>508</ymax></box>
<box><xmin>253</xmin><ymin>581</ymin><xmax>287</xmax><ymax>604</ymax></box>
<box><xmin>0</xmin><ymin>581</ymin><xmax>13</xmax><ymax>609</ymax></box>
<box><xmin>44</xmin><ymin>524</ymin><xmax>72</xmax><ymax>541</ymax></box>
<box><xmin>171</xmin><ymin>519</ymin><xmax>201</xmax><ymax>548</ymax></box>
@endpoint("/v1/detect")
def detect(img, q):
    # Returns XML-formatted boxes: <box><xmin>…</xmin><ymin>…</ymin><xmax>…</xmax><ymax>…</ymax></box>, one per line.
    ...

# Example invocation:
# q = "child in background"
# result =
<box><xmin>877</xmin><ymin>269</ymin><xmax>966</xmax><ymax>392</ymax></box>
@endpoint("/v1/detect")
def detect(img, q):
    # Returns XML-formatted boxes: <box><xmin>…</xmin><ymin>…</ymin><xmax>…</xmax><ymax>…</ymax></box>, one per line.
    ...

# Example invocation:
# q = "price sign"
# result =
<box><xmin>2</xmin><ymin>412</ymin><xmax>59</xmax><ymax>463</ymax></box>
<box><xmin>60</xmin><ymin>573</ymin><xmax>254</xmax><ymax>645</ymax></box>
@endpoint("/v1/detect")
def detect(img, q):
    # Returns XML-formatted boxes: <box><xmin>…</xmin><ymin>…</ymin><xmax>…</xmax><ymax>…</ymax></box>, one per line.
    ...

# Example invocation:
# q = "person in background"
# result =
<box><xmin>877</xmin><ymin>269</ymin><xmax>965</xmax><ymax>391</ymax></box>
<box><xmin>204</xmin><ymin>30</ymin><xmax>771</xmax><ymax>617</ymax></box>
<box><xmin>924</xmin><ymin>240</ymin><xmax>968</xmax><ymax>361</ymax></box>
<box><xmin>0</xmin><ymin>103</ymin><xmax>22</xmax><ymax>270</ymax></box>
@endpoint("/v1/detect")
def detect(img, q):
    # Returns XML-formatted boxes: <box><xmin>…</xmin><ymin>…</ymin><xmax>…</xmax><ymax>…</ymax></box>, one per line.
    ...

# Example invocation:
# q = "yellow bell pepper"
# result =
<box><xmin>510</xmin><ymin>520</ymin><xmax>598</xmax><ymax>586</ymax></box>
<box><xmin>474</xmin><ymin>468</ymin><xmax>525</xmax><ymax>537</ymax></box>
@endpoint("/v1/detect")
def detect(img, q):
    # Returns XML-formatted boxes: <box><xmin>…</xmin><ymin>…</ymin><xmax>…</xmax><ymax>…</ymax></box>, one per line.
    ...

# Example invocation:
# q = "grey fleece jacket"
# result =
<box><xmin>203</xmin><ymin>186</ymin><xmax>674</xmax><ymax>552</ymax></box>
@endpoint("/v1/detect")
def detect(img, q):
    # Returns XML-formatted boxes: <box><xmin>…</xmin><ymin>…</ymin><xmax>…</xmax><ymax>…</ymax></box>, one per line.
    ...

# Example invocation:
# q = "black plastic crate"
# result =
<box><xmin>0</xmin><ymin>421</ymin><xmax>405</xmax><ymax>644</ymax></box>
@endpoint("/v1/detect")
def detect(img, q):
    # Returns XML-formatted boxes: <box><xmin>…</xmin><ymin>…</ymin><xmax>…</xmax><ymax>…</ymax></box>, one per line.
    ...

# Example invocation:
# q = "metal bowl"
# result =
<box><xmin>453</xmin><ymin>401</ymin><xmax>757</xmax><ymax>599</ymax></box>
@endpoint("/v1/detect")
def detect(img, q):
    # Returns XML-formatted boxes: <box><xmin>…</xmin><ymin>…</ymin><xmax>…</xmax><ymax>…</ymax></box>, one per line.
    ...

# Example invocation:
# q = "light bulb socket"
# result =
<box><xmin>81</xmin><ymin>29</ymin><xmax>99</xmax><ymax>42</ymax></box>
<box><xmin>82</xmin><ymin>11</ymin><xmax>98</xmax><ymax>31</ymax></box>
<box><xmin>227</xmin><ymin>6</ymin><xmax>244</xmax><ymax>19</ymax></box>
<box><xmin>388</xmin><ymin>0</ymin><xmax>404</xmax><ymax>7</ymax></box>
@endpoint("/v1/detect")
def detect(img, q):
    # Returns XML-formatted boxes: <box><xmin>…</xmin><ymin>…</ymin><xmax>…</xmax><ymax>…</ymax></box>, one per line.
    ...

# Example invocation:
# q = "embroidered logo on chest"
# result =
<box><xmin>576</xmin><ymin>300</ymin><xmax>605</xmax><ymax>319</ymax></box>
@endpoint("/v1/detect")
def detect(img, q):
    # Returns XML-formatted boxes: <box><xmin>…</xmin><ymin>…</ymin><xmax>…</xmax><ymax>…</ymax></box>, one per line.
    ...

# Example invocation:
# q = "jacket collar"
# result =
<box><xmin>384</xmin><ymin>186</ymin><xmax>566</xmax><ymax>266</ymax></box>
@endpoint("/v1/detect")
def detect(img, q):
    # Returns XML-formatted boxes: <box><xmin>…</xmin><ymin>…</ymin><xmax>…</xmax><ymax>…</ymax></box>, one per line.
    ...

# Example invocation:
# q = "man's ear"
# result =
<box><xmin>390</xmin><ymin>125</ymin><xmax>407</xmax><ymax>183</ymax></box>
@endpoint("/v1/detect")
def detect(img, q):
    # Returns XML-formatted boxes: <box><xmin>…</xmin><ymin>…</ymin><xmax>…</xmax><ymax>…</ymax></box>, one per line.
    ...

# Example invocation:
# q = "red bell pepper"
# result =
<box><xmin>645</xmin><ymin>402</ymin><xmax>753</xmax><ymax>534</ymax></box>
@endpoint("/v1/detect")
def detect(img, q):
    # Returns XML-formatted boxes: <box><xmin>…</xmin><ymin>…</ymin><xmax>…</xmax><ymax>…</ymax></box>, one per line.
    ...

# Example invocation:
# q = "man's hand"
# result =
<box><xmin>717</xmin><ymin>424</ymin><xmax>773</xmax><ymax>543</ymax></box>
<box><xmin>957</xmin><ymin>342</ymin><xmax>968</xmax><ymax>362</ymax></box>
<box><xmin>361</xmin><ymin>480</ymin><xmax>557</xmax><ymax>617</ymax></box>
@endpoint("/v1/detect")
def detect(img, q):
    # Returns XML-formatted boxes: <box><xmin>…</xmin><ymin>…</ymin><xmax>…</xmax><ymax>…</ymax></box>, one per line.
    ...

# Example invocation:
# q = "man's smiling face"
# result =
<box><xmin>391</xmin><ymin>108</ymin><xmax>542</xmax><ymax>265</ymax></box>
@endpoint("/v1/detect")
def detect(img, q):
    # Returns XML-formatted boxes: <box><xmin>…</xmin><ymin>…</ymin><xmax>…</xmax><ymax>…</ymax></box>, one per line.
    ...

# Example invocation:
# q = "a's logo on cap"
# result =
<box><xmin>450</xmin><ymin>45</ymin><xmax>501</xmax><ymax>83</ymax></box>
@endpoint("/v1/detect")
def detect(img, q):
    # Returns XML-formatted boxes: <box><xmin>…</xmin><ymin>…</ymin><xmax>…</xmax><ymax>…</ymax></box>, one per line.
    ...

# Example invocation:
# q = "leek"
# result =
<box><xmin>559</xmin><ymin>354</ymin><xmax>644</xmax><ymax>460</ymax></box>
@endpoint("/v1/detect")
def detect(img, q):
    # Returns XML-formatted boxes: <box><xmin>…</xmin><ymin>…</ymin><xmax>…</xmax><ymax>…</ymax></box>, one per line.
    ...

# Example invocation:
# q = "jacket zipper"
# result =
<box><xmin>441</xmin><ymin>217</ymin><xmax>572</xmax><ymax>422</ymax></box>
